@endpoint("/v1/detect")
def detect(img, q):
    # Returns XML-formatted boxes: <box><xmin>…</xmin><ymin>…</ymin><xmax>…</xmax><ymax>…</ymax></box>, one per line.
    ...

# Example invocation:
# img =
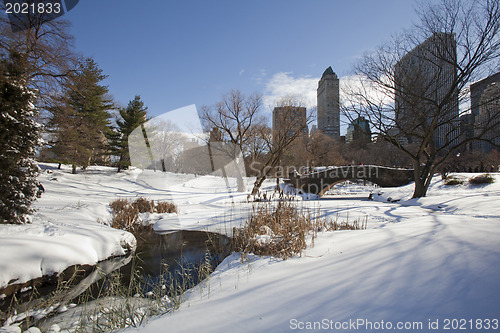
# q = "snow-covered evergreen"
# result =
<box><xmin>0</xmin><ymin>53</ymin><xmax>40</xmax><ymax>224</ymax></box>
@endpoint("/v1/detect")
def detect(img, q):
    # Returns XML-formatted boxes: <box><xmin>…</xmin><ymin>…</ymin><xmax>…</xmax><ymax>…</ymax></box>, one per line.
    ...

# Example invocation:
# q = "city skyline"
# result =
<box><xmin>63</xmin><ymin>0</ymin><xmax>426</xmax><ymax>131</ymax></box>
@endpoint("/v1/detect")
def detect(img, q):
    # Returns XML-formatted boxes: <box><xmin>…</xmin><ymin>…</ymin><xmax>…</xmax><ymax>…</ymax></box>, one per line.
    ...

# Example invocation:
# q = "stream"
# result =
<box><xmin>2</xmin><ymin>230</ymin><xmax>232</xmax><ymax>331</ymax></box>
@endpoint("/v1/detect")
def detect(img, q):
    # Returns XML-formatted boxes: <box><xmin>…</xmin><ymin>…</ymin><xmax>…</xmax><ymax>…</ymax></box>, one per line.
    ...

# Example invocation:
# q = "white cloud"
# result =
<box><xmin>252</xmin><ymin>69</ymin><xmax>268</xmax><ymax>85</ymax></box>
<box><xmin>263</xmin><ymin>72</ymin><xmax>319</xmax><ymax>110</ymax></box>
<box><xmin>339</xmin><ymin>74</ymin><xmax>395</xmax><ymax>107</ymax></box>
<box><xmin>261</xmin><ymin>72</ymin><xmax>398</xmax><ymax>116</ymax></box>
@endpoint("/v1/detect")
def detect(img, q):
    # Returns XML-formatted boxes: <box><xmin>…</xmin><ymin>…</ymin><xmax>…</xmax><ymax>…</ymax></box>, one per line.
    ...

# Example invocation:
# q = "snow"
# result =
<box><xmin>0</xmin><ymin>164</ymin><xmax>137</xmax><ymax>289</ymax></box>
<box><xmin>129</xmin><ymin>172</ymin><xmax>500</xmax><ymax>333</ymax></box>
<box><xmin>1</xmin><ymin>165</ymin><xmax>500</xmax><ymax>332</ymax></box>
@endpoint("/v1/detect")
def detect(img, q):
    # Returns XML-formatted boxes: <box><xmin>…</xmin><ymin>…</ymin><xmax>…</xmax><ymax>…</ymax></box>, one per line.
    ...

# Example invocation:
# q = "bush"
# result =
<box><xmin>111</xmin><ymin>204</ymin><xmax>140</xmax><ymax>230</ymax></box>
<box><xmin>109</xmin><ymin>197</ymin><xmax>177</xmax><ymax>232</ymax></box>
<box><xmin>132</xmin><ymin>197</ymin><xmax>154</xmax><ymax>213</ymax></box>
<box><xmin>155</xmin><ymin>201</ymin><xmax>177</xmax><ymax>214</ymax></box>
<box><xmin>109</xmin><ymin>199</ymin><xmax>130</xmax><ymax>213</ymax></box>
<box><xmin>469</xmin><ymin>174</ymin><xmax>496</xmax><ymax>185</ymax></box>
<box><xmin>232</xmin><ymin>201</ymin><xmax>366</xmax><ymax>260</ymax></box>
<box><xmin>444</xmin><ymin>176</ymin><xmax>466</xmax><ymax>186</ymax></box>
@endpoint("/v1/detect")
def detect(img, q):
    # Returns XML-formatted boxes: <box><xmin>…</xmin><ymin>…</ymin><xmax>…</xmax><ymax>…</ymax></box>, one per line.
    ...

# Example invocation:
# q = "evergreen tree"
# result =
<box><xmin>49</xmin><ymin>58</ymin><xmax>114</xmax><ymax>173</ymax></box>
<box><xmin>0</xmin><ymin>53</ymin><xmax>40</xmax><ymax>224</ymax></box>
<box><xmin>113</xmin><ymin>95</ymin><xmax>148</xmax><ymax>172</ymax></box>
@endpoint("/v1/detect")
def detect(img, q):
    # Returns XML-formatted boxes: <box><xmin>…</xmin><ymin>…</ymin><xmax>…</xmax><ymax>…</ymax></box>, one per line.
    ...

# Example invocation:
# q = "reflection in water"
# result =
<box><xmin>129</xmin><ymin>230</ymin><xmax>231</xmax><ymax>289</ymax></box>
<box><xmin>2</xmin><ymin>230</ymin><xmax>231</xmax><ymax>329</ymax></box>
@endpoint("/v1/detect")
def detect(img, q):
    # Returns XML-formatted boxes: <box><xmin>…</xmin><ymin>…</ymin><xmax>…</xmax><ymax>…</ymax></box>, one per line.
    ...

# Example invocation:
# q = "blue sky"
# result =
<box><xmin>64</xmin><ymin>0</ymin><xmax>423</xmax><ymax>131</ymax></box>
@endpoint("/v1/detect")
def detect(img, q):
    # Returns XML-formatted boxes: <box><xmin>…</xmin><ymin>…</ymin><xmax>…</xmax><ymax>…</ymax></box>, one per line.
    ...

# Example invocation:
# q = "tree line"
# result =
<box><xmin>0</xmin><ymin>8</ymin><xmax>148</xmax><ymax>223</ymax></box>
<box><xmin>1</xmin><ymin>0</ymin><xmax>499</xmax><ymax>223</ymax></box>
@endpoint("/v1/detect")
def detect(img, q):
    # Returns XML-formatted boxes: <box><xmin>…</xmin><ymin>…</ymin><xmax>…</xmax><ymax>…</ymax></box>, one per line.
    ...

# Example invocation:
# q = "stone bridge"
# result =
<box><xmin>284</xmin><ymin>165</ymin><xmax>415</xmax><ymax>196</ymax></box>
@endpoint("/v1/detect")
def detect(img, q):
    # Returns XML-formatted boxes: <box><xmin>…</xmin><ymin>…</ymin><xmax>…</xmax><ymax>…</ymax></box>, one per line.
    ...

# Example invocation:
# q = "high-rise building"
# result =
<box><xmin>474</xmin><ymin>81</ymin><xmax>500</xmax><ymax>153</ymax></box>
<box><xmin>345</xmin><ymin>117</ymin><xmax>371</xmax><ymax>145</ymax></box>
<box><xmin>394</xmin><ymin>32</ymin><xmax>459</xmax><ymax>149</ymax></box>
<box><xmin>317</xmin><ymin>66</ymin><xmax>340</xmax><ymax>138</ymax></box>
<box><xmin>272</xmin><ymin>106</ymin><xmax>308</xmax><ymax>146</ymax></box>
<box><xmin>471</xmin><ymin>71</ymin><xmax>500</xmax><ymax>117</ymax></box>
<box><xmin>469</xmin><ymin>72</ymin><xmax>500</xmax><ymax>153</ymax></box>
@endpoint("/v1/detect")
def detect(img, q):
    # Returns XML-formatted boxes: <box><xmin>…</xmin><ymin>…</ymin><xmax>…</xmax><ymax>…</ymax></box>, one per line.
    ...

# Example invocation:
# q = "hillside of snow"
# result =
<box><xmin>0</xmin><ymin>163</ymin><xmax>271</xmax><ymax>291</ymax></box>
<box><xmin>1</xmin><ymin>165</ymin><xmax>499</xmax><ymax>333</ymax></box>
<box><xmin>130</xmin><ymin>173</ymin><xmax>500</xmax><ymax>333</ymax></box>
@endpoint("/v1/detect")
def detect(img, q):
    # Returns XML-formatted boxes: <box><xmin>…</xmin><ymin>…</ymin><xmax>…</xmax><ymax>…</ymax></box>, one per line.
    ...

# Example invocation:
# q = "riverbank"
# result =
<box><xmin>0</xmin><ymin>164</ymin><xmax>139</xmax><ymax>304</ymax></box>
<box><xmin>2</xmin><ymin>165</ymin><xmax>499</xmax><ymax>332</ymax></box>
<box><xmin>132</xmin><ymin>173</ymin><xmax>500</xmax><ymax>333</ymax></box>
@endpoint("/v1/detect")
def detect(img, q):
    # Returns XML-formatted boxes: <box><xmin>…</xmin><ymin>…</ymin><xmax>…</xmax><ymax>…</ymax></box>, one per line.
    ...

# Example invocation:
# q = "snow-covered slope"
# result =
<box><xmin>2</xmin><ymin>165</ymin><xmax>499</xmax><ymax>333</ymax></box>
<box><xmin>0</xmin><ymin>164</ymin><xmax>140</xmax><ymax>289</ymax></box>
<box><xmin>131</xmin><ymin>173</ymin><xmax>500</xmax><ymax>333</ymax></box>
<box><xmin>0</xmin><ymin>163</ymin><xmax>271</xmax><ymax>290</ymax></box>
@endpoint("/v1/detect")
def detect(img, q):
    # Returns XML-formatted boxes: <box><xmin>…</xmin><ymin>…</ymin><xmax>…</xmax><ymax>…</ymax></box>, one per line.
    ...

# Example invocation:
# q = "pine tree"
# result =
<box><xmin>0</xmin><ymin>53</ymin><xmax>40</xmax><ymax>224</ymax></box>
<box><xmin>113</xmin><ymin>95</ymin><xmax>148</xmax><ymax>172</ymax></box>
<box><xmin>49</xmin><ymin>58</ymin><xmax>114</xmax><ymax>173</ymax></box>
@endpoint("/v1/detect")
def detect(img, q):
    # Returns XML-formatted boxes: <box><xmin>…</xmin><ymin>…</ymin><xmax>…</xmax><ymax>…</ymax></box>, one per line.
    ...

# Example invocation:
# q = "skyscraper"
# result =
<box><xmin>272</xmin><ymin>106</ymin><xmax>308</xmax><ymax>147</ymax></box>
<box><xmin>394</xmin><ymin>32</ymin><xmax>459</xmax><ymax>149</ymax></box>
<box><xmin>317</xmin><ymin>66</ymin><xmax>340</xmax><ymax>138</ymax></box>
<box><xmin>471</xmin><ymin>72</ymin><xmax>500</xmax><ymax>117</ymax></box>
<box><xmin>474</xmin><ymin>81</ymin><xmax>500</xmax><ymax>153</ymax></box>
<box><xmin>346</xmin><ymin>116</ymin><xmax>371</xmax><ymax>145</ymax></box>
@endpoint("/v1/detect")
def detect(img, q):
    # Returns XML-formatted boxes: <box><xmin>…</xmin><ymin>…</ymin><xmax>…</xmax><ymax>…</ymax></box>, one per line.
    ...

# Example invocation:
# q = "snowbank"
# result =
<box><xmin>0</xmin><ymin>164</ymin><xmax>138</xmax><ymax>289</ymax></box>
<box><xmin>130</xmin><ymin>174</ymin><xmax>500</xmax><ymax>333</ymax></box>
<box><xmin>2</xmin><ymin>165</ymin><xmax>499</xmax><ymax>333</ymax></box>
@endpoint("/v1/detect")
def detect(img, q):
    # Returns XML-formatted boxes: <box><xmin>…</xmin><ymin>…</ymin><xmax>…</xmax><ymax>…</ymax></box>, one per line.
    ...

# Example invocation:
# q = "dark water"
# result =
<box><xmin>120</xmin><ymin>230</ymin><xmax>231</xmax><ymax>292</ymax></box>
<box><xmin>1</xmin><ymin>230</ymin><xmax>232</xmax><ymax>327</ymax></box>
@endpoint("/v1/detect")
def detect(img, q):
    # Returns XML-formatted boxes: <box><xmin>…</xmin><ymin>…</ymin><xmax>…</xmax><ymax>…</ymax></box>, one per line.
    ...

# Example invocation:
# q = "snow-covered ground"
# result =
<box><xmin>2</xmin><ymin>165</ymin><xmax>500</xmax><ymax>332</ymax></box>
<box><xmin>0</xmin><ymin>163</ymin><xmax>268</xmax><ymax>292</ymax></box>
<box><xmin>0</xmin><ymin>164</ymin><xmax>138</xmax><ymax>290</ymax></box>
<box><xmin>131</xmin><ymin>173</ymin><xmax>500</xmax><ymax>333</ymax></box>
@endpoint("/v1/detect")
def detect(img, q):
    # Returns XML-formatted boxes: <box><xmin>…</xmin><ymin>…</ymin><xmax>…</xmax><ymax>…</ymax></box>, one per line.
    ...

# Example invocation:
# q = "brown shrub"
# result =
<box><xmin>155</xmin><ymin>201</ymin><xmax>177</xmax><ymax>214</ymax></box>
<box><xmin>108</xmin><ymin>197</ymin><xmax>178</xmax><ymax>232</ymax></box>
<box><xmin>109</xmin><ymin>199</ymin><xmax>130</xmax><ymax>213</ymax></box>
<box><xmin>469</xmin><ymin>174</ymin><xmax>495</xmax><ymax>185</ymax></box>
<box><xmin>232</xmin><ymin>201</ymin><xmax>366</xmax><ymax>260</ymax></box>
<box><xmin>444</xmin><ymin>176</ymin><xmax>466</xmax><ymax>186</ymax></box>
<box><xmin>132</xmin><ymin>197</ymin><xmax>154</xmax><ymax>213</ymax></box>
<box><xmin>111</xmin><ymin>204</ymin><xmax>139</xmax><ymax>231</ymax></box>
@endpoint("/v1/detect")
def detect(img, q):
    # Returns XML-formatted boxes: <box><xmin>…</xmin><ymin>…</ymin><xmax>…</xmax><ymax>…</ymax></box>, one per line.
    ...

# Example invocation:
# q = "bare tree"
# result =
<box><xmin>0</xmin><ymin>4</ymin><xmax>76</xmax><ymax>109</ymax></box>
<box><xmin>149</xmin><ymin>120</ymin><xmax>186</xmax><ymax>172</ymax></box>
<box><xmin>343</xmin><ymin>0</ymin><xmax>500</xmax><ymax>198</ymax></box>
<box><xmin>250</xmin><ymin>96</ymin><xmax>314</xmax><ymax>196</ymax></box>
<box><xmin>201</xmin><ymin>89</ymin><xmax>265</xmax><ymax>191</ymax></box>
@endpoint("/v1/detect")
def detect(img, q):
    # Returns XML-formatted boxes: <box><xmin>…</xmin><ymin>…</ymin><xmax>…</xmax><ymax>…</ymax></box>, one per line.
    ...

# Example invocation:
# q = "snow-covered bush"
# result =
<box><xmin>444</xmin><ymin>175</ymin><xmax>466</xmax><ymax>186</ymax></box>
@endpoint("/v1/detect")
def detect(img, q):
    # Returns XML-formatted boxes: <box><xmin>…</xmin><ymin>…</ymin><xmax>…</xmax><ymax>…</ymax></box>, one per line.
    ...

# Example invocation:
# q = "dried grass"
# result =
<box><xmin>233</xmin><ymin>201</ymin><xmax>366</xmax><ymax>260</ymax></box>
<box><xmin>155</xmin><ymin>201</ymin><xmax>177</xmax><ymax>214</ymax></box>
<box><xmin>132</xmin><ymin>197</ymin><xmax>154</xmax><ymax>213</ymax></box>
<box><xmin>109</xmin><ymin>198</ymin><xmax>177</xmax><ymax>232</ymax></box>
<box><xmin>469</xmin><ymin>173</ymin><xmax>495</xmax><ymax>184</ymax></box>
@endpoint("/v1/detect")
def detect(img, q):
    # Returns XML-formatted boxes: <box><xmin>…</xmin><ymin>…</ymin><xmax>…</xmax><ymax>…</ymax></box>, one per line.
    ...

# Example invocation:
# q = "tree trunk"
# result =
<box><xmin>411</xmin><ymin>162</ymin><xmax>431</xmax><ymax>198</ymax></box>
<box><xmin>251</xmin><ymin>154</ymin><xmax>280</xmax><ymax>195</ymax></box>
<box><xmin>412</xmin><ymin>176</ymin><xmax>427</xmax><ymax>198</ymax></box>
<box><xmin>235</xmin><ymin>156</ymin><xmax>246</xmax><ymax>192</ymax></box>
<box><xmin>251</xmin><ymin>174</ymin><xmax>268</xmax><ymax>196</ymax></box>
<box><xmin>72</xmin><ymin>164</ymin><xmax>77</xmax><ymax>174</ymax></box>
